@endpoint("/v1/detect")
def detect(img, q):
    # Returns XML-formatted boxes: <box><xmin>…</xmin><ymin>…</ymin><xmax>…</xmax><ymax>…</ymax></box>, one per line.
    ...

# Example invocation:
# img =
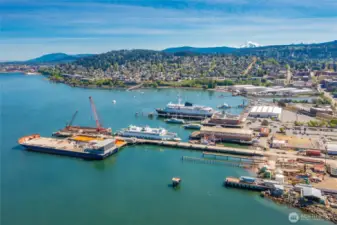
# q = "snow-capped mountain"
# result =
<box><xmin>240</xmin><ymin>41</ymin><xmax>262</xmax><ymax>48</ymax></box>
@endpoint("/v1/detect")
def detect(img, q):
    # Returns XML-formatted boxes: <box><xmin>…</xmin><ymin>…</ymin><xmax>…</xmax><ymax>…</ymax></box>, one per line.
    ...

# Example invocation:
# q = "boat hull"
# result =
<box><xmin>20</xmin><ymin>144</ymin><xmax>118</xmax><ymax>160</ymax></box>
<box><xmin>118</xmin><ymin>133</ymin><xmax>178</xmax><ymax>141</ymax></box>
<box><xmin>156</xmin><ymin>109</ymin><xmax>213</xmax><ymax>118</ymax></box>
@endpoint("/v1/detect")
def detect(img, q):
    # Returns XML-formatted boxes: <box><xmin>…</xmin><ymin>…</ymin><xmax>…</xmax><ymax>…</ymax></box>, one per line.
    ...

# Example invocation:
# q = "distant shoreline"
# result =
<box><xmin>0</xmin><ymin>71</ymin><xmax>41</xmax><ymax>75</ymax></box>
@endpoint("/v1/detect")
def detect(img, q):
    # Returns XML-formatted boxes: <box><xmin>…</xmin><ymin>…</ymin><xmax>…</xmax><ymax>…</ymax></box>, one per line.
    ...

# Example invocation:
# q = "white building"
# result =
<box><xmin>326</xmin><ymin>143</ymin><xmax>337</xmax><ymax>155</ymax></box>
<box><xmin>229</xmin><ymin>85</ymin><xmax>254</xmax><ymax>91</ymax></box>
<box><xmin>249</xmin><ymin>106</ymin><xmax>283</xmax><ymax>120</ymax></box>
<box><xmin>242</xmin><ymin>86</ymin><xmax>268</xmax><ymax>93</ymax></box>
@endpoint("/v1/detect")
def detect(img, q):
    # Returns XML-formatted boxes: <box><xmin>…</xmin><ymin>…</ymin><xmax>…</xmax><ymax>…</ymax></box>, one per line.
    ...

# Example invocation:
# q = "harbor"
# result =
<box><xmin>3</xmin><ymin>74</ymin><xmax>337</xmax><ymax>225</ymax></box>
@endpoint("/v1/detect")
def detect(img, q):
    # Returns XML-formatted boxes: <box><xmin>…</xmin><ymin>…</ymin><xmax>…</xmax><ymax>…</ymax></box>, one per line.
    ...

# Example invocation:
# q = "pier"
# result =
<box><xmin>181</xmin><ymin>156</ymin><xmax>254</xmax><ymax>168</ymax></box>
<box><xmin>202</xmin><ymin>152</ymin><xmax>267</xmax><ymax>164</ymax></box>
<box><xmin>133</xmin><ymin>139</ymin><xmax>264</xmax><ymax>156</ymax></box>
<box><xmin>224</xmin><ymin>177</ymin><xmax>268</xmax><ymax>191</ymax></box>
<box><xmin>119</xmin><ymin>137</ymin><xmax>334</xmax><ymax>164</ymax></box>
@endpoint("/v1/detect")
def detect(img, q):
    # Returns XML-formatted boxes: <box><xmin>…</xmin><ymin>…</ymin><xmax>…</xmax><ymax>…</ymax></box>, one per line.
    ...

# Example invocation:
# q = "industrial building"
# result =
<box><xmin>202</xmin><ymin>112</ymin><xmax>247</xmax><ymax>128</ymax></box>
<box><xmin>228</xmin><ymin>85</ymin><xmax>255</xmax><ymax>91</ymax></box>
<box><xmin>249</xmin><ymin>106</ymin><xmax>282</xmax><ymax>120</ymax></box>
<box><xmin>200</xmin><ymin>126</ymin><xmax>253</xmax><ymax>143</ymax></box>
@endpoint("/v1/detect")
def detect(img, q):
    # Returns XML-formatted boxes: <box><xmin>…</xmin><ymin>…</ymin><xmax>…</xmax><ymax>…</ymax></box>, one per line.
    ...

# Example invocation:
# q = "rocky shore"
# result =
<box><xmin>264</xmin><ymin>193</ymin><xmax>337</xmax><ymax>224</ymax></box>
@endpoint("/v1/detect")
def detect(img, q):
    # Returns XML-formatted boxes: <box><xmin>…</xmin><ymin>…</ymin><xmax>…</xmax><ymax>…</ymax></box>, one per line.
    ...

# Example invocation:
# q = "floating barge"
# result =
<box><xmin>224</xmin><ymin>177</ymin><xmax>268</xmax><ymax>191</ymax></box>
<box><xmin>18</xmin><ymin>134</ymin><xmax>126</xmax><ymax>160</ymax></box>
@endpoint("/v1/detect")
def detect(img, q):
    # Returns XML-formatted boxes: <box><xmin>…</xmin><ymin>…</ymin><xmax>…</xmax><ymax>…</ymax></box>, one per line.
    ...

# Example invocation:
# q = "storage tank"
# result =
<box><xmin>239</xmin><ymin>176</ymin><xmax>256</xmax><ymax>183</ymax></box>
<box><xmin>306</xmin><ymin>150</ymin><xmax>321</xmax><ymax>157</ymax></box>
<box><xmin>275</xmin><ymin>174</ymin><xmax>285</xmax><ymax>184</ymax></box>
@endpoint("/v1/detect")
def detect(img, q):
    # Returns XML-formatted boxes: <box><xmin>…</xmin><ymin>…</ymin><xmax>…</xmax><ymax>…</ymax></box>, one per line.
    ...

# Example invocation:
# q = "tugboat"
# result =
<box><xmin>165</xmin><ymin>118</ymin><xmax>185</xmax><ymax>124</ymax></box>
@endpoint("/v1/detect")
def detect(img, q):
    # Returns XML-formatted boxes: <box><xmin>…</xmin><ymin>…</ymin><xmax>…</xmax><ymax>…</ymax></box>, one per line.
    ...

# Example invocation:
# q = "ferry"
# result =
<box><xmin>183</xmin><ymin>124</ymin><xmax>202</xmax><ymax>130</ymax></box>
<box><xmin>117</xmin><ymin>125</ymin><xmax>181</xmax><ymax>141</ymax></box>
<box><xmin>156</xmin><ymin>99</ymin><xmax>216</xmax><ymax>117</ymax></box>
<box><xmin>165</xmin><ymin>118</ymin><xmax>185</xmax><ymax>124</ymax></box>
<box><xmin>18</xmin><ymin>134</ymin><xmax>121</xmax><ymax>160</ymax></box>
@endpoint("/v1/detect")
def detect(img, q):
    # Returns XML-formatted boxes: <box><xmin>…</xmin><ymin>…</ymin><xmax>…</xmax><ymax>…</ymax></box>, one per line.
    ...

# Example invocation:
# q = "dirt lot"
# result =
<box><xmin>313</xmin><ymin>175</ymin><xmax>337</xmax><ymax>189</ymax></box>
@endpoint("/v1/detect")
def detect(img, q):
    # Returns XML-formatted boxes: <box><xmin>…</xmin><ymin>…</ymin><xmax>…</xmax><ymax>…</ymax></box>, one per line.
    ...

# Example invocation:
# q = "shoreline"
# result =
<box><xmin>264</xmin><ymin>193</ymin><xmax>337</xmax><ymax>224</ymax></box>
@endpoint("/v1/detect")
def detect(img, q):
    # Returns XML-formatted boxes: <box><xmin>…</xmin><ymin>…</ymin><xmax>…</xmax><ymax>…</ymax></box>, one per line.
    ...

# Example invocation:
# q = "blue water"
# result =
<box><xmin>0</xmin><ymin>73</ymin><xmax>333</xmax><ymax>225</ymax></box>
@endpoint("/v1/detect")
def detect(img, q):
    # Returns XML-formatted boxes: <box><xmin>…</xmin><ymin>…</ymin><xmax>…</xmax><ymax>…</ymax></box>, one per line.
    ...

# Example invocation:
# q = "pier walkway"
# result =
<box><xmin>182</xmin><ymin>156</ymin><xmax>254</xmax><ymax>168</ymax></box>
<box><xmin>134</xmin><ymin>139</ymin><xmax>264</xmax><ymax>156</ymax></box>
<box><xmin>118</xmin><ymin>137</ymin><xmax>336</xmax><ymax>164</ymax></box>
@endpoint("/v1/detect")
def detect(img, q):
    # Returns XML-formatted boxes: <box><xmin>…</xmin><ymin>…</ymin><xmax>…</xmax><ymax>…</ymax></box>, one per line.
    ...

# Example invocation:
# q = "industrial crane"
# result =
<box><xmin>89</xmin><ymin>96</ymin><xmax>105</xmax><ymax>132</ymax></box>
<box><xmin>66</xmin><ymin>110</ymin><xmax>78</xmax><ymax>128</ymax></box>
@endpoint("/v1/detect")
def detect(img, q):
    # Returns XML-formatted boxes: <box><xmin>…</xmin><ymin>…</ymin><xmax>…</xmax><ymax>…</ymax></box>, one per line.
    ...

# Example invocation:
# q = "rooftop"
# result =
<box><xmin>200</xmin><ymin>126</ymin><xmax>252</xmax><ymax>135</ymax></box>
<box><xmin>250</xmin><ymin>106</ymin><xmax>282</xmax><ymax>114</ymax></box>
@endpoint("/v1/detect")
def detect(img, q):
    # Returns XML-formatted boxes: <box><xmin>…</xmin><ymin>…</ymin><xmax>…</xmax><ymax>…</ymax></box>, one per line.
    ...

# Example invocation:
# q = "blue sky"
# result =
<box><xmin>1</xmin><ymin>0</ymin><xmax>337</xmax><ymax>60</ymax></box>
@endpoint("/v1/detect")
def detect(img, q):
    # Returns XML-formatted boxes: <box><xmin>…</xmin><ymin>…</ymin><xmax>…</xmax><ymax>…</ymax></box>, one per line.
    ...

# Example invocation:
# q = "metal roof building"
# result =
<box><xmin>200</xmin><ymin>126</ymin><xmax>253</xmax><ymax>142</ymax></box>
<box><xmin>249</xmin><ymin>106</ymin><xmax>282</xmax><ymax>120</ymax></box>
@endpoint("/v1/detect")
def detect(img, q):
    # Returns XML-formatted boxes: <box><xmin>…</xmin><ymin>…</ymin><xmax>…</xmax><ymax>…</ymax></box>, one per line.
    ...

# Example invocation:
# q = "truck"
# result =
<box><xmin>305</xmin><ymin>150</ymin><xmax>321</xmax><ymax>157</ymax></box>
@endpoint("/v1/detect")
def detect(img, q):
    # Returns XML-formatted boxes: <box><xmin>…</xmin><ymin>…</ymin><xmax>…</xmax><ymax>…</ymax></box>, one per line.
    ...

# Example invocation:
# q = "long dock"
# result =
<box><xmin>224</xmin><ymin>177</ymin><xmax>268</xmax><ymax>191</ymax></box>
<box><xmin>202</xmin><ymin>152</ymin><xmax>267</xmax><ymax>164</ymax></box>
<box><xmin>134</xmin><ymin>139</ymin><xmax>264</xmax><ymax>156</ymax></box>
<box><xmin>182</xmin><ymin>156</ymin><xmax>256</xmax><ymax>168</ymax></box>
<box><xmin>119</xmin><ymin>137</ymin><xmax>335</xmax><ymax>164</ymax></box>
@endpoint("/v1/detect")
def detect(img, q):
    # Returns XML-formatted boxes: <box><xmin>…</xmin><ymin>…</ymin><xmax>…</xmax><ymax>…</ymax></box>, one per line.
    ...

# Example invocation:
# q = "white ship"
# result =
<box><xmin>118</xmin><ymin>125</ymin><xmax>181</xmax><ymax>141</ymax></box>
<box><xmin>156</xmin><ymin>99</ymin><xmax>216</xmax><ymax>117</ymax></box>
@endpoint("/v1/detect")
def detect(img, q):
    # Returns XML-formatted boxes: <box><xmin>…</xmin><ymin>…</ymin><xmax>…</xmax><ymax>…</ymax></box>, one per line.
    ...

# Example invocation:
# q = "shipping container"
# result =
<box><xmin>306</xmin><ymin>150</ymin><xmax>321</xmax><ymax>157</ymax></box>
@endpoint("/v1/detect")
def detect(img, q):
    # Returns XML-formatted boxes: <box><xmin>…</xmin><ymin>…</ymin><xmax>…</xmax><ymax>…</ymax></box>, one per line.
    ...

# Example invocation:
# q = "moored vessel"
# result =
<box><xmin>183</xmin><ymin>123</ymin><xmax>202</xmax><ymax>130</ymax></box>
<box><xmin>165</xmin><ymin>118</ymin><xmax>185</xmax><ymax>124</ymax></box>
<box><xmin>18</xmin><ymin>134</ymin><xmax>123</xmax><ymax>160</ymax></box>
<box><xmin>117</xmin><ymin>125</ymin><xmax>181</xmax><ymax>141</ymax></box>
<box><xmin>156</xmin><ymin>99</ymin><xmax>216</xmax><ymax>118</ymax></box>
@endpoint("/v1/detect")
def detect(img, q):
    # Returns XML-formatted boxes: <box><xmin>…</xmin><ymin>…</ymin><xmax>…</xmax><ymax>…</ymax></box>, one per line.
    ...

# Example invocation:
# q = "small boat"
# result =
<box><xmin>217</xmin><ymin>103</ymin><xmax>231</xmax><ymax>109</ymax></box>
<box><xmin>165</xmin><ymin>118</ymin><xmax>185</xmax><ymax>124</ymax></box>
<box><xmin>172</xmin><ymin>177</ymin><xmax>181</xmax><ymax>187</ymax></box>
<box><xmin>112</xmin><ymin>100</ymin><xmax>116</xmax><ymax>104</ymax></box>
<box><xmin>183</xmin><ymin>124</ymin><xmax>201</xmax><ymax>130</ymax></box>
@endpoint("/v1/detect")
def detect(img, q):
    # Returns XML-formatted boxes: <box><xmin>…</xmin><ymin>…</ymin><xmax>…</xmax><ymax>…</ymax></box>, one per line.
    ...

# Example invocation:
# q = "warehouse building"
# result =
<box><xmin>249</xmin><ymin>106</ymin><xmax>282</xmax><ymax>120</ymax></box>
<box><xmin>200</xmin><ymin>126</ymin><xmax>253</xmax><ymax>143</ymax></box>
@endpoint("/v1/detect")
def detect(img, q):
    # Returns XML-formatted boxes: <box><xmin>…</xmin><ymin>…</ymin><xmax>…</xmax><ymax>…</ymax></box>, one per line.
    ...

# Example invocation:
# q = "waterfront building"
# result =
<box><xmin>200</xmin><ymin>126</ymin><xmax>253</xmax><ymax>142</ymax></box>
<box><xmin>202</xmin><ymin>112</ymin><xmax>247</xmax><ymax>127</ymax></box>
<box><xmin>249</xmin><ymin>106</ymin><xmax>282</xmax><ymax>120</ymax></box>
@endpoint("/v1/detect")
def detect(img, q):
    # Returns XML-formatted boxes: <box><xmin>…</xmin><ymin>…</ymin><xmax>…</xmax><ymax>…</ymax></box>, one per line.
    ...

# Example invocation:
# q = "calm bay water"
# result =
<box><xmin>0</xmin><ymin>73</ymin><xmax>332</xmax><ymax>225</ymax></box>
